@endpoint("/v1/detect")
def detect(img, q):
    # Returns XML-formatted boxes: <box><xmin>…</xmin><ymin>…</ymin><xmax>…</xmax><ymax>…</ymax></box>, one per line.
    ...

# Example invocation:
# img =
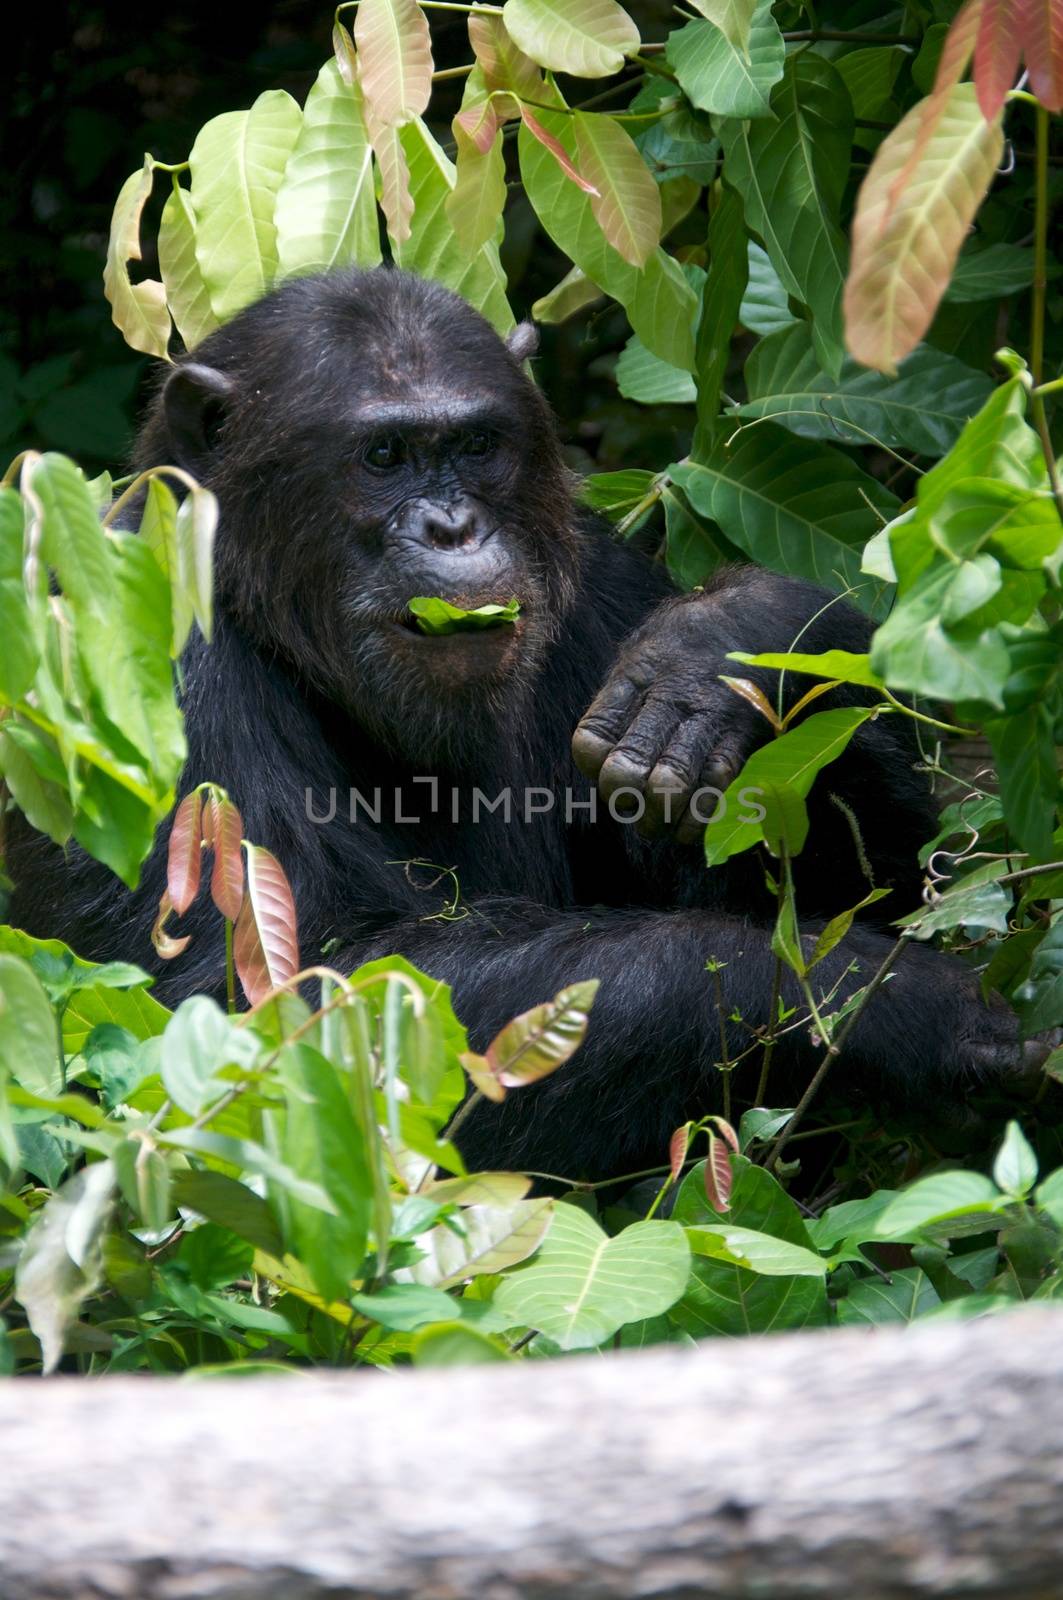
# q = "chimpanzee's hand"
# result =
<box><xmin>572</xmin><ymin>592</ymin><xmax>773</xmax><ymax>843</ymax></box>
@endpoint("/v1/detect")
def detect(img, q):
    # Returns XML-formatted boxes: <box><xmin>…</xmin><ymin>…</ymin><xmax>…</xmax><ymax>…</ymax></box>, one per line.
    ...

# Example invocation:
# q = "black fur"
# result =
<box><xmin>7</xmin><ymin>268</ymin><xmax>1022</xmax><ymax>1182</ymax></box>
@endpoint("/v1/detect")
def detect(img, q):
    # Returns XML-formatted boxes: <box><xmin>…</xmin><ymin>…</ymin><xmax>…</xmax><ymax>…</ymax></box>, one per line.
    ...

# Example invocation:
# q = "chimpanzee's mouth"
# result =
<box><xmin>392</xmin><ymin>596</ymin><xmax>526</xmax><ymax>640</ymax></box>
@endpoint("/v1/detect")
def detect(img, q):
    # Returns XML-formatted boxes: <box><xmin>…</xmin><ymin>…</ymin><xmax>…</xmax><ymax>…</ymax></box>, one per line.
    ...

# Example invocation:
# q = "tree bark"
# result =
<box><xmin>2</xmin><ymin>1309</ymin><xmax>1062</xmax><ymax>1599</ymax></box>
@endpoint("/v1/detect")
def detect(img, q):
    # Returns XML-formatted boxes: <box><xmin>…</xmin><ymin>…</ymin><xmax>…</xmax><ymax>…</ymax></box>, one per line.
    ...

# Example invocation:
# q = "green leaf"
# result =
<box><xmin>695</xmin><ymin>185</ymin><xmax>746</xmax><ymax>436</ymax></box>
<box><xmin>687</xmin><ymin>1222</ymin><xmax>828</xmax><ymax>1276</ymax></box>
<box><xmin>870</xmin><ymin>563</ymin><xmax>1012</xmax><ymax>709</ymax></box>
<box><xmin>729</xmin><ymin>648</ymin><xmax>884</xmax><ymax>689</ymax></box>
<box><xmin>161</xmin><ymin>996</ymin><xmax>260</xmax><ymax>1115</ymax></box>
<box><xmin>493</xmin><ymin>1204</ymin><xmax>691</xmax><ymax>1349</ymax></box>
<box><xmin>582</xmin><ymin>469</ymin><xmax>657</xmax><ymax>517</ymax></box>
<box><xmin>409</xmin><ymin>596</ymin><xmax>521</xmax><ymax>635</ymax></box>
<box><xmin>518</xmin><ymin>106</ymin><xmax>698</xmax><ymax>371</ymax></box>
<box><xmin>407</xmin><ymin>1198</ymin><xmax>554</xmax><ymax>1288</ymax></box>
<box><xmin>667</xmin><ymin>0</ymin><xmax>784</xmax><ymax>119</ymax></box>
<box><xmin>737</xmin><ymin>324</ymin><xmax>993</xmax><ymax>457</ymax></box>
<box><xmin>993</xmin><ymin>1120</ymin><xmax>1038</xmax><ymax>1199</ymax></box>
<box><xmin>670</xmin><ymin>1156</ymin><xmax>826</xmax><ymax>1336</ymax></box>
<box><xmin>740</xmin><ymin>242</ymin><xmax>797</xmax><ymax>337</ymax></box>
<box><xmin>718</xmin><ymin>52</ymin><xmax>852</xmax><ymax>376</ymax></box>
<box><xmin>412</xmin><ymin>1323</ymin><xmax>509</xmax><ymax>1364</ymax></box>
<box><xmin>986</xmin><ymin>705</ymin><xmax>1059</xmax><ymax>860</ymax></box>
<box><xmin>0</xmin><ymin>488</ymin><xmax>38</xmax><ymax>702</ymax></box>
<box><xmin>103</xmin><ymin>159</ymin><xmax>171</xmax><ymax>358</ymax></box>
<box><xmin>502</xmin><ymin>0</ymin><xmax>639</xmax><ymax>78</ymax></box>
<box><xmin>157</xmin><ymin>183</ymin><xmax>220</xmax><ymax>353</ymax></box>
<box><xmin>276</xmin><ymin>1043</ymin><xmax>375</xmax><ymax>1302</ymax></box>
<box><xmin>189</xmin><ymin>90</ymin><xmax>303</xmax><ymax>321</ymax></box>
<box><xmin>572</xmin><ymin>111</ymin><xmax>661</xmax><ymax>268</ymax></box>
<box><xmin>836</xmin><ymin>1266</ymin><xmax>940</xmax><ymax>1326</ymax></box>
<box><xmin>15</xmin><ymin>1158</ymin><xmax>116</xmax><ymax>1372</ymax></box>
<box><xmin>616</xmin><ymin>342</ymin><xmax>696</xmax><ymax>404</ymax></box>
<box><xmin>171</xmin><ymin>1168</ymin><xmax>284</xmax><ymax>1257</ymax></box>
<box><xmin>394</xmin><ymin>119</ymin><xmax>514</xmax><ymax>335</ymax></box>
<box><xmin>897</xmin><ymin>877</ymin><xmax>1011</xmax><ymax>939</ymax></box>
<box><xmin>275</xmin><ymin>61</ymin><xmax>381</xmax><ymax>276</ymax></box>
<box><xmin>873</xmin><ymin>1171</ymin><xmax>1002</xmax><ymax>1240</ymax></box>
<box><xmin>703</xmin><ymin>706</ymin><xmax>879</xmax><ymax>866</ymax></box>
<box><xmin>946</xmin><ymin>240</ymin><xmax>1050</xmax><ymax>303</ymax></box>
<box><xmin>483</xmin><ymin>978</ymin><xmax>599</xmax><ymax>1088</ymax></box>
<box><xmin>350</xmin><ymin>1283</ymin><xmax>457</xmax><ymax>1331</ymax></box>
<box><xmin>0</xmin><ymin>954</ymin><xmax>62</xmax><ymax>1098</ymax></box>
<box><xmin>671</xmin><ymin>426</ymin><xmax>897</xmax><ymax>605</ymax></box>
<box><xmin>834</xmin><ymin>44</ymin><xmax>904</xmax><ymax>121</ymax></box>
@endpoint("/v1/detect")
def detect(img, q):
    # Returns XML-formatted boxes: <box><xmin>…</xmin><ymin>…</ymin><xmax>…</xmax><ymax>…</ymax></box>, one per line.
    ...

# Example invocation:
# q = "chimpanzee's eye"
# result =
<box><xmin>462</xmin><ymin>430</ymin><xmax>495</xmax><ymax>457</ymax></box>
<box><xmin>364</xmin><ymin>436</ymin><xmax>406</xmax><ymax>470</ymax></box>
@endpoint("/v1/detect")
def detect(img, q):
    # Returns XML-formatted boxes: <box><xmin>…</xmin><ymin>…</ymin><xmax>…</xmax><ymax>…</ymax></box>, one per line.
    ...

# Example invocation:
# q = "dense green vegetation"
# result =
<box><xmin>1</xmin><ymin>0</ymin><xmax>1063</xmax><ymax>1374</ymax></box>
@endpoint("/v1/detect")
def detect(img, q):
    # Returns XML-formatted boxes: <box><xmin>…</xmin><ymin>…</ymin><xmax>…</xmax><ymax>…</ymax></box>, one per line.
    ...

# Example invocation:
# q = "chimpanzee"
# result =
<box><xmin>7</xmin><ymin>268</ymin><xmax>1033</xmax><ymax>1181</ymax></box>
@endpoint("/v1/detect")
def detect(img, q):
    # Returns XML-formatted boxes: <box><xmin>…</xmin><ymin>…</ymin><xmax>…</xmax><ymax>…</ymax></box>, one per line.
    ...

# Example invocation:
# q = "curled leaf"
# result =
<box><xmin>103</xmin><ymin>158</ymin><xmax>171</xmax><ymax>359</ymax></box>
<box><xmin>152</xmin><ymin>892</ymin><xmax>192</xmax><ymax>961</ymax></box>
<box><xmin>719</xmin><ymin>675</ymin><xmax>782</xmax><ymax>731</ymax></box>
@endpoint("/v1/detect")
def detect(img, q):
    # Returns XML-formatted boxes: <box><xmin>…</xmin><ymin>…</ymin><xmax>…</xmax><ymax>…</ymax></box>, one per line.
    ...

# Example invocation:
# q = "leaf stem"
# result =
<box><xmin>1029</xmin><ymin>103</ymin><xmax>1063</xmax><ymax>523</ymax></box>
<box><xmin>225</xmin><ymin>918</ymin><xmax>236</xmax><ymax>1015</ymax></box>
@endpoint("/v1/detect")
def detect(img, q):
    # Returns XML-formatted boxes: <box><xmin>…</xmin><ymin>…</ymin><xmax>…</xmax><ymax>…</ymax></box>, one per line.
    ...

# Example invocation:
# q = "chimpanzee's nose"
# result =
<box><xmin>419</xmin><ymin>500</ymin><xmax>482</xmax><ymax>550</ymax></box>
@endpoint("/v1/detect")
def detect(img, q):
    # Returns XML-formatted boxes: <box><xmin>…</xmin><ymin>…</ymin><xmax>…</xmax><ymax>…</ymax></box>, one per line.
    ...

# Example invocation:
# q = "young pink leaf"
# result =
<box><xmin>460</xmin><ymin>1049</ymin><xmax>507</xmax><ymax>1102</ymax></box>
<box><xmin>669</xmin><ymin>1123</ymin><xmax>691</xmax><ymax>1181</ymax></box>
<box><xmin>468</xmin><ymin>12</ymin><xmax>543</xmax><ymax>99</ymax></box>
<box><xmin>519</xmin><ymin>106</ymin><xmax>600</xmax><ymax>196</ymax></box>
<box><xmin>484</xmin><ymin>978</ymin><xmax>600</xmax><ymax>1087</ymax></box>
<box><xmin>845</xmin><ymin>82</ymin><xmax>1004</xmax><ymax>373</ymax></box>
<box><xmin>572</xmin><ymin>110</ymin><xmax>662</xmax><ymax>268</ymax></box>
<box><xmin>455</xmin><ymin>97</ymin><xmax>507</xmax><ymax>156</ymax></box>
<box><xmin>885</xmin><ymin>0</ymin><xmax>981</xmax><ymax>218</ymax></box>
<box><xmin>166</xmin><ymin>790</ymin><xmax>203</xmax><ymax>917</ymax></box>
<box><xmin>354</xmin><ymin>0</ymin><xmax>433</xmax><ymax>128</ymax></box>
<box><xmin>233</xmin><ymin>844</ymin><xmax>300</xmax><ymax>1006</ymax></box>
<box><xmin>1019</xmin><ymin>0</ymin><xmax>1063</xmax><ymax>111</ymax></box>
<box><xmin>706</xmin><ymin>1114</ymin><xmax>740</xmax><ymax>1155</ymax></box>
<box><xmin>974</xmin><ymin>0</ymin><xmax>1022</xmax><ymax>119</ymax></box>
<box><xmin>208</xmin><ymin>794</ymin><xmax>245</xmax><ymax>923</ymax></box>
<box><xmin>704</xmin><ymin>1131</ymin><xmax>733</xmax><ymax>1214</ymax></box>
<box><xmin>368</xmin><ymin>107</ymin><xmax>415</xmax><ymax>246</ymax></box>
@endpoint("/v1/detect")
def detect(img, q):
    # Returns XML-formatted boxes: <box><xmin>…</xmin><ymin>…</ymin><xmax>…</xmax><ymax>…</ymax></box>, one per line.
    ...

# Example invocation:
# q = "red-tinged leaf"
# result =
<box><xmin>845</xmin><ymin>83</ymin><xmax>1004</xmax><ymax>373</ymax></box>
<box><xmin>460</xmin><ymin>1049</ymin><xmax>507</xmax><ymax>1102</ymax></box>
<box><xmin>368</xmin><ymin>107</ymin><xmax>415</xmax><ymax>246</ymax></box>
<box><xmin>208</xmin><ymin>794</ymin><xmax>245</xmax><ymax>922</ymax></box>
<box><xmin>167</xmin><ymin>790</ymin><xmax>203</xmax><ymax>917</ymax></box>
<box><xmin>886</xmin><ymin>0</ymin><xmax>982</xmax><ymax>219</ymax></box>
<box><xmin>152</xmin><ymin>893</ymin><xmax>192</xmax><ymax>962</ymax></box>
<box><xmin>669</xmin><ymin>1123</ymin><xmax>691</xmax><ymax>1181</ymax></box>
<box><xmin>233</xmin><ymin>844</ymin><xmax>300</xmax><ymax>1006</ymax></box>
<box><xmin>704</xmin><ymin>1131</ymin><xmax>733</xmax><ymax>1214</ymax></box>
<box><xmin>455</xmin><ymin>98</ymin><xmax>507</xmax><ymax>155</ymax></box>
<box><xmin>706</xmin><ymin>1114</ymin><xmax>740</xmax><ymax>1154</ymax></box>
<box><xmin>519</xmin><ymin>105</ymin><xmax>600</xmax><ymax>196</ymax></box>
<box><xmin>333</xmin><ymin>19</ymin><xmax>358</xmax><ymax>85</ymax></box>
<box><xmin>974</xmin><ymin>0</ymin><xmax>1023</xmax><ymax>119</ymax></box>
<box><xmin>354</xmin><ymin>0</ymin><xmax>433</xmax><ymax>128</ymax></box>
<box><xmin>1019</xmin><ymin>0</ymin><xmax>1063</xmax><ymax>111</ymax></box>
<box><xmin>484</xmin><ymin>979</ymin><xmax>600</xmax><ymax>1087</ymax></box>
<box><xmin>572</xmin><ymin>110</ymin><xmax>662</xmax><ymax>269</ymax></box>
<box><xmin>719</xmin><ymin>675</ymin><xmax>782</xmax><ymax>732</ymax></box>
<box><xmin>468</xmin><ymin>12</ymin><xmax>543</xmax><ymax>99</ymax></box>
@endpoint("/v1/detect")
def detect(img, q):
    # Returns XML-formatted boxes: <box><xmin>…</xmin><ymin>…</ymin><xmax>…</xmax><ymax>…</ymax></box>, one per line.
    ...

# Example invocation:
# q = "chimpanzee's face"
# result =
<box><xmin>149</xmin><ymin>270</ymin><xmax>581</xmax><ymax>757</ymax></box>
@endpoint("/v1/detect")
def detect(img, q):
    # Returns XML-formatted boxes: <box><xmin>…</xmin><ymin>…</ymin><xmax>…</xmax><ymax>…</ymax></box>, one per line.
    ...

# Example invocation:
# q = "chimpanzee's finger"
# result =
<box><xmin>637</xmin><ymin>716</ymin><xmax>714</xmax><ymax>836</ymax></box>
<box><xmin>572</xmin><ymin>674</ymin><xmax>643</xmax><ymax>780</ymax></box>
<box><xmin>674</xmin><ymin>729</ymin><xmax>755</xmax><ymax>845</ymax></box>
<box><xmin>595</xmin><ymin>699</ymin><xmax>683</xmax><ymax>818</ymax></box>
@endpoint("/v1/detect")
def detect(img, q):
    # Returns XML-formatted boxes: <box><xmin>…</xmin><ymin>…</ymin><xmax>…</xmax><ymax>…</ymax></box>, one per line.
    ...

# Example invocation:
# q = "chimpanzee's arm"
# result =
<box><xmin>342</xmin><ymin>898</ymin><xmax>1026</xmax><ymax>1182</ymax></box>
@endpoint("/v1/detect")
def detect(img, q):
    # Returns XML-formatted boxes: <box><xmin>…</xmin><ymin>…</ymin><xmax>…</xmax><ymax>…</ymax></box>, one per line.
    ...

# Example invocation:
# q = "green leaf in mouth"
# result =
<box><xmin>407</xmin><ymin>596</ymin><xmax>522</xmax><ymax>636</ymax></box>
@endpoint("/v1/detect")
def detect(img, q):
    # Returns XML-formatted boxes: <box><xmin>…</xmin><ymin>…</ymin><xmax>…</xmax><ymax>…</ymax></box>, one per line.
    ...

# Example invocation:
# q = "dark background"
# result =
<box><xmin>2</xmin><ymin>1</ymin><xmax>686</xmax><ymax>481</ymax></box>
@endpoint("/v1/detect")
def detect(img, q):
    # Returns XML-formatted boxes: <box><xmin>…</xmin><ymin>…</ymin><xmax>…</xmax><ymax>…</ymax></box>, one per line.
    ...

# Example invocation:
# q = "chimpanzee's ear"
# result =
<box><xmin>505</xmin><ymin>322</ymin><xmax>539</xmax><ymax>362</ymax></box>
<box><xmin>162</xmin><ymin>362</ymin><xmax>235</xmax><ymax>469</ymax></box>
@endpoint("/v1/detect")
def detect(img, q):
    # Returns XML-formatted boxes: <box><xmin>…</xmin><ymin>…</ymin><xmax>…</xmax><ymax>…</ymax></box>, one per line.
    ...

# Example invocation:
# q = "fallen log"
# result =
<box><xmin>1</xmin><ymin>1308</ymin><xmax>1061</xmax><ymax>1599</ymax></box>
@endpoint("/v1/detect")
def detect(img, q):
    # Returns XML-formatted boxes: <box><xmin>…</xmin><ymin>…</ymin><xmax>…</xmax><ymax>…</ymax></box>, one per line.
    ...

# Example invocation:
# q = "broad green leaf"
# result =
<box><xmin>447</xmin><ymin>124</ymin><xmax>507</xmax><ymax>256</ymax></box>
<box><xmin>412</xmin><ymin>1323</ymin><xmax>509</xmax><ymax>1364</ymax></box>
<box><xmin>729</xmin><ymin>648</ymin><xmax>883</xmax><ymax>689</ymax></box>
<box><xmin>103</xmin><ymin>159</ymin><xmax>171</xmax><ymax>359</ymax></box>
<box><xmin>157</xmin><ymin>183</ymin><xmax>220</xmax><ymax>352</ymax></box>
<box><xmin>518</xmin><ymin>107</ymin><xmax>697</xmax><ymax>371</ymax></box>
<box><xmin>161</xmin><ymin>996</ymin><xmax>260</xmax><ymax>1115</ymax></box>
<box><xmin>353</xmin><ymin>0</ymin><xmax>433</xmax><ymax>128</ymax></box>
<box><xmin>993</xmin><ymin>1120</ymin><xmax>1038</xmax><ymax>1198</ymax></box>
<box><xmin>986</xmin><ymin>706</ymin><xmax>1059</xmax><ymax>860</ymax></box>
<box><xmin>394</xmin><ymin>119</ymin><xmax>514</xmax><ymax>335</ymax></box>
<box><xmin>667</xmin><ymin>0</ymin><xmax>784</xmax><ymax>118</ymax></box>
<box><xmin>502</xmin><ymin>0</ymin><xmax>639</xmax><ymax>78</ymax></box>
<box><xmin>663</xmin><ymin>486</ymin><xmax>737</xmax><ymax>588</ymax></box>
<box><xmin>631</xmin><ymin>81</ymin><xmax>720</xmax><ymax>186</ymax></box>
<box><xmin>688</xmin><ymin>0</ymin><xmax>756</xmax><ymax>55</ymax></box>
<box><xmin>139</xmin><ymin>477</ymin><xmax>193</xmax><ymax>655</ymax></box>
<box><xmin>834</xmin><ymin>44</ymin><xmax>904</xmax><ymax>121</ymax></box>
<box><xmin>0</xmin><ymin>487</ymin><xmax>37</xmax><ymax>702</ymax></box>
<box><xmin>870</xmin><ymin>563</ymin><xmax>1012</xmax><ymax>708</ymax></box>
<box><xmin>616</xmin><ymin>340</ymin><xmax>696</xmax><ymax>404</ymax></box>
<box><xmin>740</xmin><ymin>242</ymin><xmax>797</xmax><ymax>337</ymax></box>
<box><xmin>275</xmin><ymin>61</ymin><xmax>381</xmax><ymax>276</ymax></box>
<box><xmin>946</xmin><ymin>240</ymin><xmax>1048</xmax><ymax>303</ymax></box>
<box><xmin>15</xmin><ymin>1158</ymin><xmax>116</xmax><ymax>1372</ymax></box>
<box><xmin>408</xmin><ymin>1198</ymin><xmax>554</xmax><ymax>1288</ymax></box>
<box><xmin>670</xmin><ymin>1157</ymin><xmax>826</xmax><ymax>1336</ymax></box>
<box><xmin>572</xmin><ymin>111</ymin><xmax>661</xmax><ymax>268</ymax></box>
<box><xmin>845</xmin><ymin>83</ymin><xmax>1004</xmax><ymax>373</ymax></box>
<box><xmin>808</xmin><ymin>1190</ymin><xmax>899</xmax><ymax>1250</ymax></box>
<box><xmin>836</xmin><ymin>1266</ymin><xmax>939</xmax><ymax>1326</ymax></box>
<box><xmin>897</xmin><ymin>877</ymin><xmax>1011</xmax><ymax>939</ymax></box>
<box><xmin>873</xmin><ymin>1171</ymin><xmax>1002</xmax><ymax>1239</ymax></box>
<box><xmin>581</xmin><ymin>469</ymin><xmax>656</xmax><ymax>518</ymax></box>
<box><xmin>494</xmin><ymin>1205</ymin><xmax>690</xmax><ymax>1349</ymax></box>
<box><xmin>532</xmin><ymin>265</ymin><xmax>604</xmax><ymax>323</ymax></box>
<box><xmin>189</xmin><ymin>90</ymin><xmax>303</xmax><ymax>321</ymax></box>
<box><xmin>171</xmin><ymin>1168</ymin><xmax>284</xmax><ymax>1257</ymax></box>
<box><xmin>276</xmin><ymin>1043</ymin><xmax>374</xmax><ymax>1302</ymax></box>
<box><xmin>695</xmin><ymin>185</ymin><xmax>746</xmax><ymax>436</ymax></box>
<box><xmin>159</xmin><ymin>1125</ymin><xmax>336</xmax><ymax>1213</ymax></box>
<box><xmin>671</xmin><ymin>426</ymin><xmax>897</xmax><ymax>605</ymax></box>
<box><xmin>687</xmin><ymin>1223</ymin><xmax>828</xmax><ymax>1276</ymax></box>
<box><xmin>718</xmin><ymin>53</ymin><xmax>852</xmax><ymax>376</ymax></box>
<box><xmin>350</xmin><ymin>1283</ymin><xmax>456</xmax><ymax>1330</ymax></box>
<box><xmin>0</xmin><ymin>955</ymin><xmax>63</xmax><ymax>1097</ymax></box>
<box><xmin>737</xmin><ymin>324</ymin><xmax>993</xmax><ymax>457</ymax></box>
<box><xmin>703</xmin><ymin>706</ymin><xmax>879</xmax><ymax>865</ymax></box>
<box><xmin>409</xmin><ymin>596</ymin><xmax>520</xmax><ymax>635</ymax></box>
